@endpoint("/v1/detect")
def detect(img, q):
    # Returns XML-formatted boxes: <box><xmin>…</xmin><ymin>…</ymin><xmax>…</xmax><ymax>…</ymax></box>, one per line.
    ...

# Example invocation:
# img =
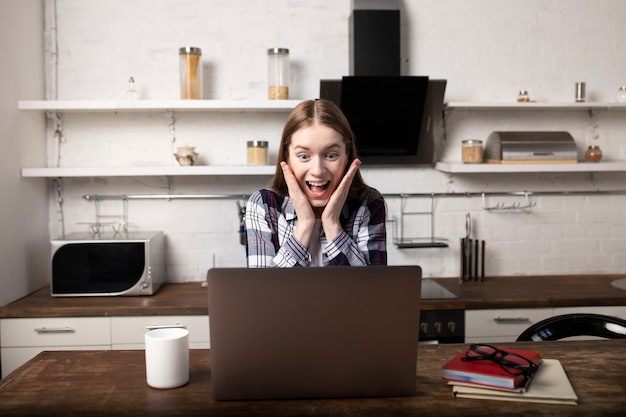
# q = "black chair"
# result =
<box><xmin>516</xmin><ymin>313</ymin><xmax>626</xmax><ymax>342</ymax></box>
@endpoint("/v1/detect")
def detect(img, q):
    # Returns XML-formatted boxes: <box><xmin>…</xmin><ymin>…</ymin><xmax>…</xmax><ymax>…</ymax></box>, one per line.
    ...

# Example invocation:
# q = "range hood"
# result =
<box><xmin>484</xmin><ymin>131</ymin><xmax>578</xmax><ymax>164</ymax></box>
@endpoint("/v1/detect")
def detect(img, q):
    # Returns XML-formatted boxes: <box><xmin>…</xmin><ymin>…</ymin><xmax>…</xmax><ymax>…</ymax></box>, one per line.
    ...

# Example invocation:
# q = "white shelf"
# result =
<box><xmin>435</xmin><ymin>161</ymin><xmax>626</xmax><ymax>173</ymax></box>
<box><xmin>446</xmin><ymin>102</ymin><xmax>626</xmax><ymax>111</ymax></box>
<box><xmin>21</xmin><ymin>165</ymin><xmax>277</xmax><ymax>178</ymax></box>
<box><xmin>17</xmin><ymin>99</ymin><xmax>302</xmax><ymax>112</ymax></box>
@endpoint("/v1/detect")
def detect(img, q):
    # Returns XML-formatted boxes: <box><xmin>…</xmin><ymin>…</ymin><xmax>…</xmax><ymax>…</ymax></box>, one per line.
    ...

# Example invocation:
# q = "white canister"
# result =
<box><xmin>145</xmin><ymin>327</ymin><xmax>190</xmax><ymax>389</ymax></box>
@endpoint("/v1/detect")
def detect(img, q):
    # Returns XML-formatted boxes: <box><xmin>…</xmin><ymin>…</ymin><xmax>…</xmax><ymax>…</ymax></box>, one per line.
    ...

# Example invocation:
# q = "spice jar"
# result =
<box><xmin>517</xmin><ymin>90</ymin><xmax>530</xmax><ymax>102</ymax></box>
<box><xmin>575</xmin><ymin>82</ymin><xmax>586</xmax><ymax>102</ymax></box>
<box><xmin>247</xmin><ymin>141</ymin><xmax>269</xmax><ymax>165</ymax></box>
<box><xmin>267</xmin><ymin>48</ymin><xmax>289</xmax><ymax>100</ymax></box>
<box><xmin>585</xmin><ymin>145</ymin><xmax>602</xmax><ymax>163</ymax></box>
<box><xmin>179</xmin><ymin>47</ymin><xmax>202</xmax><ymax>99</ymax></box>
<box><xmin>616</xmin><ymin>86</ymin><xmax>626</xmax><ymax>103</ymax></box>
<box><xmin>461</xmin><ymin>140</ymin><xmax>483</xmax><ymax>163</ymax></box>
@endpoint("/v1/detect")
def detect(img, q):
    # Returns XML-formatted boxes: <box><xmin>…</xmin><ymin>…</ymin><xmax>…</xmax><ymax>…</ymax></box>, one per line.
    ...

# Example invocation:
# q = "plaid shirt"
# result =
<box><xmin>245</xmin><ymin>188</ymin><xmax>387</xmax><ymax>267</ymax></box>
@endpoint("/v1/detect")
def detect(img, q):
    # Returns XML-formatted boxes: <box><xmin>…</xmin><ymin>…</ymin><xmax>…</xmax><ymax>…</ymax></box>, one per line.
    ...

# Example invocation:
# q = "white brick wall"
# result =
<box><xmin>43</xmin><ymin>0</ymin><xmax>626</xmax><ymax>280</ymax></box>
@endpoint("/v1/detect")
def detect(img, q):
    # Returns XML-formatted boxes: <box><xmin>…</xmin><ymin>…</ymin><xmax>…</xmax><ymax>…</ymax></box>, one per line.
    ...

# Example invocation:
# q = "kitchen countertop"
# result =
<box><xmin>1</xmin><ymin>274</ymin><xmax>625</xmax><ymax>318</ymax></box>
<box><xmin>1</xmin><ymin>340</ymin><xmax>624</xmax><ymax>417</ymax></box>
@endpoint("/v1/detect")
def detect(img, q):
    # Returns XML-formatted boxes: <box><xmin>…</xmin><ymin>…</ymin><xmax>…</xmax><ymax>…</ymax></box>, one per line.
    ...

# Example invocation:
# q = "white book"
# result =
<box><xmin>451</xmin><ymin>359</ymin><xmax>578</xmax><ymax>406</ymax></box>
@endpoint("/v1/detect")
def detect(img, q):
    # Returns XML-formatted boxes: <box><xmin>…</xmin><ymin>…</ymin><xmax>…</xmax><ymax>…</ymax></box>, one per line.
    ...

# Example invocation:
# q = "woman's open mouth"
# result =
<box><xmin>306</xmin><ymin>180</ymin><xmax>330</xmax><ymax>197</ymax></box>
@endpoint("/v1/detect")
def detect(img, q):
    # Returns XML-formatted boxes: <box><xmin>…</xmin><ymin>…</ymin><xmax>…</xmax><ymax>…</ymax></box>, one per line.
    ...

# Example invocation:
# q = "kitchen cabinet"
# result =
<box><xmin>17</xmin><ymin>99</ymin><xmax>300</xmax><ymax>178</ymax></box>
<box><xmin>110</xmin><ymin>315</ymin><xmax>209</xmax><ymax>349</ymax></box>
<box><xmin>465</xmin><ymin>305</ymin><xmax>626</xmax><ymax>343</ymax></box>
<box><xmin>465</xmin><ymin>308</ymin><xmax>552</xmax><ymax>343</ymax></box>
<box><xmin>0</xmin><ymin>314</ymin><xmax>210</xmax><ymax>377</ymax></box>
<box><xmin>437</xmin><ymin>101</ymin><xmax>626</xmax><ymax>174</ymax></box>
<box><xmin>0</xmin><ymin>317</ymin><xmax>111</xmax><ymax>378</ymax></box>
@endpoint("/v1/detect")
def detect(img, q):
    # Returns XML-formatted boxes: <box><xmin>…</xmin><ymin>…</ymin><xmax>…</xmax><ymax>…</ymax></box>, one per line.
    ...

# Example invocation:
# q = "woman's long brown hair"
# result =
<box><xmin>269</xmin><ymin>99</ymin><xmax>369</xmax><ymax>201</ymax></box>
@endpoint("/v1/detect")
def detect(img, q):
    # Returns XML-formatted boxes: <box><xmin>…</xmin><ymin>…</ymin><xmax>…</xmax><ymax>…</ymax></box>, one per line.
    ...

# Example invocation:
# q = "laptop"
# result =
<box><xmin>206</xmin><ymin>265</ymin><xmax>422</xmax><ymax>400</ymax></box>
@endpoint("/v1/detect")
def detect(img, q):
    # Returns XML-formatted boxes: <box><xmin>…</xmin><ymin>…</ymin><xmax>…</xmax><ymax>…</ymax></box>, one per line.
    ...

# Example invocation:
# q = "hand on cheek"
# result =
<box><xmin>281</xmin><ymin>161</ymin><xmax>315</xmax><ymax>246</ymax></box>
<box><xmin>321</xmin><ymin>158</ymin><xmax>361</xmax><ymax>240</ymax></box>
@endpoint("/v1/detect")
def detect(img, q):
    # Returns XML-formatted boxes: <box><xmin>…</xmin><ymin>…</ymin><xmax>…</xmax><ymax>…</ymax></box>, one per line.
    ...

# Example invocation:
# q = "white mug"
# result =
<box><xmin>145</xmin><ymin>327</ymin><xmax>190</xmax><ymax>389</ymax></box>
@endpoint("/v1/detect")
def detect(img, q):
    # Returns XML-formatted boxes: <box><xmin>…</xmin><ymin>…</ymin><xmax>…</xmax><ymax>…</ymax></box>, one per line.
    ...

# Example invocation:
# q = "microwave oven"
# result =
<box><xmin>50</xmin><ymin>231</ymin><xmax>165</xmax><ymax>297</ymax></box>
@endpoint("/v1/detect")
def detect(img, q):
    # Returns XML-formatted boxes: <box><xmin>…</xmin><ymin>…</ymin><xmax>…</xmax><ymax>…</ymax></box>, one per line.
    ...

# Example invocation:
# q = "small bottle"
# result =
<box><xmin>267</xmin><ymin>48</ymin><xmax>289</xmax><ymax>100</ymax></box>
<box><xmin>616</xmin><ymin>86</ymin><xmax>626</xmax><ymax>103</ymax></box>
<box><xmin>179</xmin><ymin>47</ymin><xmax>202</xmax><ymax>99</ymax></box>
<box><xmin>516</xmin><ymin>90</ymin><xmax>530</xmax><ymax>102</ymax></box>
<box><xmin>247</xmin><ymin>141</ymin><xmax>269</xmax><ymax>165</ymax></box>
<box><xmin>461</xmin><ymin>140</ymin><xmax>483</xmax><ymax>163</ymax></box>
<box><xmin>585</xmin><ymin>146</ymin><xmax>602</xmax><ymax>163</ymax></box>
<box><xmin>575</xmin><ymin>82</ymin><xmax>586</xmax><ymax>102</ymax></box>
<box><xmin>126</xmin><ymin>77</ymin><xmax>139</xmax><ymax>100</ymax></box>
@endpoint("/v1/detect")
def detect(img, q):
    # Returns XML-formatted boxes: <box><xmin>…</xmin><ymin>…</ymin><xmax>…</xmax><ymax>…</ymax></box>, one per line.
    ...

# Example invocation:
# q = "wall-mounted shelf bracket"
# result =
<box><xmin>391</xmin><ymin>194</ymin><xmax>449</xmax><ymax>249</ymax></box>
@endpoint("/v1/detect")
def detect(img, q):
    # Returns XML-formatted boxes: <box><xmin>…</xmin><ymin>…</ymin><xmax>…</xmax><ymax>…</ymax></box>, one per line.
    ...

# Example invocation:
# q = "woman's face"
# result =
<box><xmin>286</xmin><ymin>123</ymin><xmax>348</xmax><ymax>210</ymax></box>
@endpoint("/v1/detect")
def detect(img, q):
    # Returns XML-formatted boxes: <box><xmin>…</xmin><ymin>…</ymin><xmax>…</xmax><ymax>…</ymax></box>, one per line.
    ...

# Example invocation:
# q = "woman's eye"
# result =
<box><xmin>297</xmin><ymin>154</ymin><xmax>310</xmax><ymax>161</ymax></box>
<box><xmin>325</xmin><ymin>152</ymin><xmax>340</xmax><ymax>160</ymax></box>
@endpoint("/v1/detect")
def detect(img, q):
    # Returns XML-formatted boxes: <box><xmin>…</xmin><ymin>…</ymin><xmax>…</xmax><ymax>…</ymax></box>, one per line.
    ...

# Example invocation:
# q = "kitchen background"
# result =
<box><xmin>2</xmin><ymin>0</ymin><xmax>626</xmax><ymax>306</ymax></box>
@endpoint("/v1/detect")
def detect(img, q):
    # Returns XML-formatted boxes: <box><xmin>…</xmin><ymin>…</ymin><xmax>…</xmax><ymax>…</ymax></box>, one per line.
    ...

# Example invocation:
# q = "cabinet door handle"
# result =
<box><xmin>145</xmin><ymin>323</ymin><xmax>186</xmax><ymax>330</ymax></box>
<box><xmin>493</xmin><ymin>316</ymin><xmax>531</xmax><ymax>323</ymax></box>
<box><xmin>34</xmin><ymin>326</ymin><xmax>75</xmax><ymax>334</ymax></box>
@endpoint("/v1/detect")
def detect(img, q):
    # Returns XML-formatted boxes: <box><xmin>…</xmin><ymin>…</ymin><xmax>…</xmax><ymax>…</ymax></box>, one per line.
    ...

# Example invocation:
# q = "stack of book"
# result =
<box><xmin>441</xmin><ymin>346</ymin><xmax>578</xmax><ymax>405</ymax></box>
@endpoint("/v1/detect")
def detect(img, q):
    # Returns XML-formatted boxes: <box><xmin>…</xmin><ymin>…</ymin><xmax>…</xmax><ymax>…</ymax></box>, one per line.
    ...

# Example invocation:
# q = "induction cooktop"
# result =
<box><xmin>421</xmin><ymin>279</ymin><xmax>457</xmax><ymax>299</ymax></box>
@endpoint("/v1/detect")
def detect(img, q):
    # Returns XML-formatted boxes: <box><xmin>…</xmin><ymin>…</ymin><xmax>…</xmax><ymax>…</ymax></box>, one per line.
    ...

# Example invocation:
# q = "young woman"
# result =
<box><xmin>245</xmin><ymin>99</ymin><xmax>387</xmax><ymax>267</ymax></box>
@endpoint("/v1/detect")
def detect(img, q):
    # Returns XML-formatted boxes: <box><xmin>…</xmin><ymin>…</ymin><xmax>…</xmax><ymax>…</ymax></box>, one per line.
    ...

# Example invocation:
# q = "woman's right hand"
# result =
<box><xmin>281</xmin><ymin>161</ymin><xmax>316</xmax><ymax>247</ymax></box>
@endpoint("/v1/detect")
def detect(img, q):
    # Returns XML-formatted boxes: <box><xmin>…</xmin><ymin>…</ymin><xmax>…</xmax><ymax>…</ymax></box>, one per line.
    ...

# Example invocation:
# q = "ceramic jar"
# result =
<box><xmin>174</xmin><ymin>145</ymin><xmax>199</xmax><ymax>166</ymax></box>
<box><xmin>584</xmin><ymin>145</ymin><xmax>602</xmax><ymax>163</ymax></box>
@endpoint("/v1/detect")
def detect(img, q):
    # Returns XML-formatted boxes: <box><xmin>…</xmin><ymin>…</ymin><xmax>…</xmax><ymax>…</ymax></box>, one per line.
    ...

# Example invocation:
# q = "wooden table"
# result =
<box><xmin>1</xmin><ymin>340</ymin><xmax>624</xmax><ymax>417</ymax></box>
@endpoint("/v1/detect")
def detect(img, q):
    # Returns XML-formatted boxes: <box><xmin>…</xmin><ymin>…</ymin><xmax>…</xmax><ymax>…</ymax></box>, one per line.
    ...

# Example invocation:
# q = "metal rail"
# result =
<box><xmin>82</xmin><ymin>189</ymin><xmax>626</xmax><ymax>202</ymax></box>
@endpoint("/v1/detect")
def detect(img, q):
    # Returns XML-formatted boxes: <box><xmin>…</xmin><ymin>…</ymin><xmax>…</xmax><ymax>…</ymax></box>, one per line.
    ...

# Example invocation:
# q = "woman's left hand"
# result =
<box><xmin>321</xmin><ymin>158</ymin><xmax>361</xmax><ymax>240</ymax></box>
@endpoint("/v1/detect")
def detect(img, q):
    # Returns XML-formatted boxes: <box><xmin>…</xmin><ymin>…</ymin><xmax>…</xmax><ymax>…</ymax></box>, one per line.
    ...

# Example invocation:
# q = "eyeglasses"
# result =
<box><xmin>462</xmin><ymin>344</ymin><xmax>539</xmax><ymax>377</ymax></box>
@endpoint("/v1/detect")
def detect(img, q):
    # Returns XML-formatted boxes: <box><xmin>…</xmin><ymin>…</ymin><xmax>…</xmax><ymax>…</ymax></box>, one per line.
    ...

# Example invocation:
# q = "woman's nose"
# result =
<box><xmin>310</xmin><ymin>156</ymin><xmax>325</xmax><ymax>175</ymax></box>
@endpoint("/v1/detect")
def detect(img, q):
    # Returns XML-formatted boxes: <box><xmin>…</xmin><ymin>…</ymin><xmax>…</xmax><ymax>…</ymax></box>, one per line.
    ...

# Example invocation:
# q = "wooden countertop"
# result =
<box><xmin>1</xmin><ymin>340</ymin><xmax>624</xmax><ymax>417</ymax></box>
<box><xmin>1</xmin><ymin>274</ymin><xmax>625</xmax><ymax>318</ymax></box>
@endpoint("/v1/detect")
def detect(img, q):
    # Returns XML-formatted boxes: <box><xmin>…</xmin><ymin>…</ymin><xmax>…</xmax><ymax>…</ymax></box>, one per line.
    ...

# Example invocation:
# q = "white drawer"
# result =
<box><xmin>465</xmin><ymin>308</ymin><xmax>552</xmax><ymax>340</ymax></box>
<box><xmin>552</xmin><ymin>306</ymin><xmax>626</xmax><ymax>320</ymax></box>
<box><xmin>0</xmin><ymin>317</ymin><xmax>111</xmax><ymax>347</ymax></box>
<box><xmin>110</xmin><ymin>315</ymin><xmax>209</xmax><ymax>346</ymax></box>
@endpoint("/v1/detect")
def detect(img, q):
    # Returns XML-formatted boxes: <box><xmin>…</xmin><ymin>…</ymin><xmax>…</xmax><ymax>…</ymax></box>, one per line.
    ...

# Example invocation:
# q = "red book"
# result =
<box><xmin>442</xmin><ymin>346</ymin><xmax>542</xmax><ymax>390</ymax></box>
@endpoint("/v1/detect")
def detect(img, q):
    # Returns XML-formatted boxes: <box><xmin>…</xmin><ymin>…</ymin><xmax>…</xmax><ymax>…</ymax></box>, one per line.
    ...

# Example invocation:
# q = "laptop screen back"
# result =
<box><xmin>207</xmin><ymin>265</ymin><xmax>422</xmax><ymax>400</ymax></box>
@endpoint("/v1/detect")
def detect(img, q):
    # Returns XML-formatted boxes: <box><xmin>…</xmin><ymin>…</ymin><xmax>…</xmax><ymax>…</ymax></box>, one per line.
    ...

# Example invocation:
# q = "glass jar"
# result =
<box><xmin>616</xmin><ymin>86</ymin><xmax>626</xmax><ymax>103</ymax></box>
<box><xmin>267</xmin><ymin>48</ymin><xmax>289</xmax><ymax>100</ymax></box>
<box><xmin>461</xmin><ymin>140</ymin><xmax>483</xmax><ymax>163</ymax></box>
<box><xmin>126</xmin><ymin>77</ymin><xmax>139</xmax><ymax>100</ymax></box>
<box><xmin>179</xmin><ymin>47</ymin><xmax>202</xmax><ymax>99</ymax></box>
<box><xmin>585</xmin><ymin>145</ymin><xmax>602</xmax><ymax>163</ymax></box>
<box><xmin>517</xmin><ymin>90</ymin><xmax>530</xmax><ymax>102</ymax></box>
<box><xmin>575</xmin><ymin>81</ymin><xmax>586</xmax><ymax>102</ymax></box>
<box><xmin>247</xmin><ymin>141</ymin><xmax>269</xmax><ymax>165</ymax></box>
